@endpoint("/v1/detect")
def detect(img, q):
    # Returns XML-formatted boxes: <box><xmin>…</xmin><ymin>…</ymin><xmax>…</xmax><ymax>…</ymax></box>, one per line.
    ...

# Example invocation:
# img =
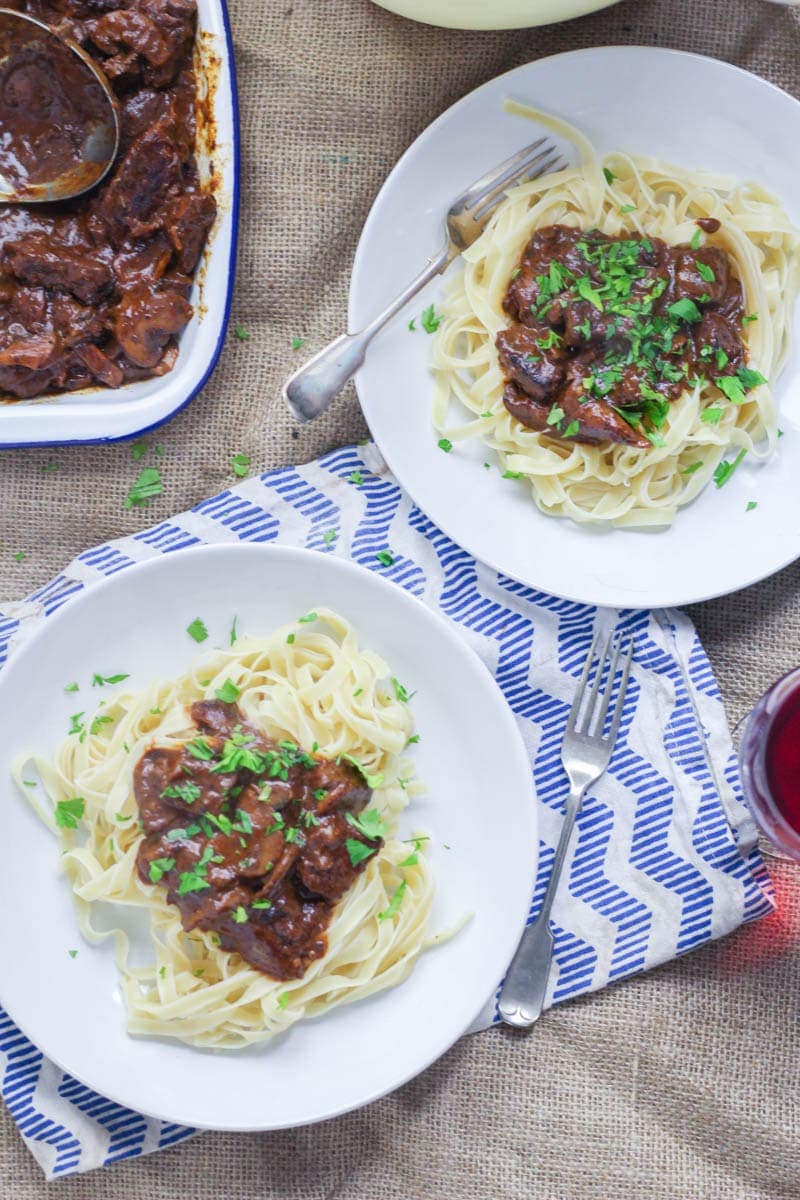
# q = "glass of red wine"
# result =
<box><xmin>739</xmin><ymin>666</ymin><xmax>800</xmax><ymax>861</ymax></box>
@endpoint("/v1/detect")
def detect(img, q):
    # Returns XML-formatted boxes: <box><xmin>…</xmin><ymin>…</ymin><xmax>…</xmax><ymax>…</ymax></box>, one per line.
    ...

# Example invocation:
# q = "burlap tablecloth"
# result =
<box><xmin>3</xmin><ymin>0</ymin><xmax>800</xmax><ymax>1194</ymax></box>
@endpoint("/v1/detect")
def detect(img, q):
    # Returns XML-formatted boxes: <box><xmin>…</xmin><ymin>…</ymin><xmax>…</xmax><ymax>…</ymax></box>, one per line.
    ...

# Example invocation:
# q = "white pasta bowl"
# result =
<box><xmin>369</xmin><ymin>0</ymin><xmax>623</xmax><ymax>29</ymax></box>
<box><xmin>0</xmin><ymin>0</ymin><xmax>239</xmax><ymax>448</ymax></box>
<box><xmin>0</xmin><ymin>543</ymin><xmax>537</xmax><ymax>1129</ymax></box>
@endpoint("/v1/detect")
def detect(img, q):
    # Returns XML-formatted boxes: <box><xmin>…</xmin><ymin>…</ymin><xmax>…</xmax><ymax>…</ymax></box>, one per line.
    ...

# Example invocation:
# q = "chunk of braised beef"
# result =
<box><xmin>113</xmin><ymin>282</ymin><xmax>192</xmax><ymax>367</ymax></box>
<box><xmin>559</xmin><ymin>379</ymin><xmax>650</xmax><ymax>448</ymax></box>
<box><xmin>75</xmin><ymin>343</ymin><xmax>124</xmax><ymax>387</ymax></box>
<box><xmin>297</xmin><ymin>811</ymin><xmax>378</xmax><ymax>903</ymax></box>
<box><xmin>165</xmin><ymin>192</ymin><xmax>217</xmax><ymax>273</ymax></box>
<box><xmin>91</xmin><ymin>124</ymin><xmax>182</xmax><ymax>245</ymax></box>
<box><xmin>672</xmin><ymin>246</ymin><xmax>729</xmax><ymax>305</ymax></box>
<box><xmin>501</xmin><ymin>380</ymin><xmax>552</xmax><ymax>432</ymax></box>
<box><xmin>5</xmin><ymin>236</ymin><xmax>113</xmax><ymax>305</ymax></box>
<box><xmin>85</xmin><ymin>9</ymin><xmax>174</xmax><ymax>65</ymax></box>
<box><xmin>495</xmin><ymin>324</ymin><xmax>566</xmax><ymax>403</ymax></box>
<box><xmin>0</xmin><ymin>333</ymin><xmax>61</xmax><ymax>371</ymax></box>
<box><xmin>696</xmin><ymin>310</ymin><xmax>745</xmax><ymax>372</ymax></box>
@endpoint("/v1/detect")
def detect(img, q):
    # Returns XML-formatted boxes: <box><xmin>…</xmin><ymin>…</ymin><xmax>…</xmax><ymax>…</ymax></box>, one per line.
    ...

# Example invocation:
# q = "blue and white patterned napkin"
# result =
<box><xmin>0</xmin><ymin>442</ymin><xmax>773</xmax><ymax>1178</ymax></box>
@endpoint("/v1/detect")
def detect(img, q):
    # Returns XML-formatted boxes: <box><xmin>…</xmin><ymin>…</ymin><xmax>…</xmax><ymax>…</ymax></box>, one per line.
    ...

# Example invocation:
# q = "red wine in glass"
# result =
<box><xmin>739</xmin><ymin>666</ymin><xmax>800</xmax><ymax>860</ymax></box>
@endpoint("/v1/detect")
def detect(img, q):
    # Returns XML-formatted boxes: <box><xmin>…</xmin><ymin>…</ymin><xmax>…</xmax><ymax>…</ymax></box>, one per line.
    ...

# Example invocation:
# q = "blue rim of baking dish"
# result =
<box><xmin>0</xmin><ymin>0</ymin><xmax>241</xmax><ymax>450</ymax></box>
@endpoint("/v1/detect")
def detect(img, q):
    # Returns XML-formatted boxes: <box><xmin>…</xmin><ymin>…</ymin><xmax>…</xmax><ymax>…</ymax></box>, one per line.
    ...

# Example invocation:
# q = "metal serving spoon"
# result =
<box><xmin>0</xmin><ymin>7</ymin><xmax>118</xmax><ymax>203</ymax></box>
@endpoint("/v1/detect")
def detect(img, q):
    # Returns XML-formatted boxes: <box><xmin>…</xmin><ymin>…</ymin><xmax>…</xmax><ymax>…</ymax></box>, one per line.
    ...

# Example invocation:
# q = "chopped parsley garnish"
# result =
<box><xmin>68</xmin><ymin>949</ymin><xmax>78</xmax><ymax>959</ymax></box>
<box><xmin>408</xmin><ymin>318</ymin><xmax>416</xmax><ymax>332</ymax></box>
<box><xmin>696</xmin><ymin>261</ymin><xmax>715</xmax><ymax>282</ymax></box>
<box><xmin>252</xmin><ymin>899</ymin><xmax>273</xmax><ymax>910</ymax></box>
<box><xmin>166</xmin><ymin>823</ymin><xmax>201</xmax><ymax>841</ymax></box>
<box><xmin>602</xmin><ymin>167</ymin><xmax>616</xmax><ymax>185</ymax></box>
<box><xmin>391</xmin><ymin>676</ymin><xmax>413</xmax><ymax>702</ymax></box>
<box><xmin>322</xmin><ymin>529</ymin><xmax>337</xmax><ymax>547</ymax></box>
<box><xmin>54</xmin><ymin>797</ymin><xmax>85</xmax><ymax>829</ymax></box>
<box><xmin>298</xmin><ymin>611</ymin><xmax>318</xmax><ymax>624</ymax></box>
<box><xmin>277</xmin><ymin>991</ymin><xmax>289</xmax><ymax>1009</ymax></box>
<box><xmin>746</xmin><ymin>500</ymin><xmax>758</xmax><ymax>512</ymax></box>
<box><xmin>176</xmin><ymin>845</ymin><xmax>216</xmax><ymax>895</ymax></box>
<box><xmin>690</xmin><ymin>227</ymin><xmax>703</xmax><ymax>250</ymax></box>
<box><xmin>91</xmin><ymin>672</ymin><xmax>129</xmax><ymax>687</ymax></box>
<box><xmin>406</xmin><ymin>733</ymin><xmax>420</xmax><ymax>745</ymax></box>
<box><xmin>215</xmin><ymin>678</ymin><xmax>241</xmax><ymax>704</ymax></box>
<box><xmin>291</xmin><ymin>336</ymin><xmax>305</xmax><ymax>350</ymax></box>
<box><xmin>131</xmin><ymin>441</ymin><xmax>148</xmax><ymax>462</ymax></box>
<box><xmin>286</xmin><ymin>633</ymin><xmax>295</xmax><ymax>644</ymax></box>
<box><xmin>681</xmin><ymin>461</ymin><xmax>703</xmax><ymax>476</ymax></box>
<box><xmin>339</xmin><ymin>753</ymin><xmax>384</xmax><ymax>789</ymax></box>
<box><xmin>348</xmin><ymin>470</ymin><xmax>364</xmax><ymax>485</ymax></box>
<box><xmin>148</xmin><ymin>856</ymin><xmax>175</xmax><ymax>883</ymax></box>
<box><xmin>346</xmin><ymin>838</ymin><xmax>376</xmax><ymax>867</ymax></box>
<box><xmin>89</xmin><ymin>714</ymin><xmax>113</xmax><ymax>736</ymax></box>
<box><xmin>438</xmin><ymin>438</ymin><xmax>452</xmax><ymax>453</ymax></box>
<box><xmin>284</xmin><ymin>826</ymin><xmax>305</xmax><ymax>845</ymax></box>
<box><xmin>230</xmin><ymin>616</ymin><xmax>239</xmax><ymax>645</ymax></box>
<box><xmin>701</xmin><ymin>406</ymin><xmax>723</xmax><ymax>426</ymax></box>
<box><xmin>232</xmin><ymin>905</ymin><xmax>248</xmax><ymax>923</ymax></box>
<box><xmin>502</xmin><ymin>469</ymin><xmax>523</xmax><ymax>479</ymax></box>
<box><xmin>713</xmin><ymin>448</ymin><xmax>747</xmax><ymax>488</ymax></box>
<box><xmin>563</xmin><ymin>421</ymin><xmax>580</xmax><ymax>438</ymax></box>
<box><xmin>13</xmin><ymin>551</ymin><xmax>25</xmax><ymax>562</ymax></box>
<box><xmin>64</xmin><ymin>681</ymin><xmax>79</xmax><ymax>693</ymax></box>
<box><xmin>376</xmin><ymin>550</ymin><xmax>395</xmax><ymax>567</ymax></box>
<box><xmin>124</xmin><ymin>467</ymin><xmax>162</xmax><ymax>510</ymax></box>
<box><xmin>233</xmin><ymin>325</ymin><xmax>250</xmax><ymax>341</ymax></box>
<box><xmin>667</xmin><ymin>297</ymin><xmax>702</xmax><ymax>324</ymax></box>
<box><xmin>187</xmin><ymin>737</ymin><xmax>215</xmax><ymax>760</ymax></box>
<box><xmin>187</xmin><ymin>618</ymin><xmax>208</xmax><ymax>643</ymax></box>
<box><xmin>420</xmin><ymin>304</ymin><xmax>443</xmax><ymax>334</ymax></box>
<box><xmin>231</xmin><ymin>453</ymin><xmax>250</xmax><ymax>478</ymax></box>
<box><xmin>68</xmin><ymin>712</ymin><xmax>85</xmax><ymax>737</ymax></box>
<box><xmin>378</xmin><ymin>880</ymin><xmax>407</xmax><ymax>921</ymax></box>
<box><xmin>619</xmin><ymin>203</ymin><xmax>637</xmax><ymax>214</ymax></box>
<box><xmin>162</xmin><ymin>781</ymin><xmax>202</xmax><ymax>805</ymax></box>
<box><xmin>346</xmin><ymin>808</ymin><xmax>388</xmax><ymax>841</ymax></box>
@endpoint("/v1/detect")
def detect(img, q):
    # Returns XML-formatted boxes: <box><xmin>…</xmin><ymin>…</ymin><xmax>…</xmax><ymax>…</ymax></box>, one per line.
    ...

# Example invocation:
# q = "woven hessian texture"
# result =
<box><xmin>3</xmin><ymin>0</ymin><xmax>800</xmax><ymax>1195</ymax></box>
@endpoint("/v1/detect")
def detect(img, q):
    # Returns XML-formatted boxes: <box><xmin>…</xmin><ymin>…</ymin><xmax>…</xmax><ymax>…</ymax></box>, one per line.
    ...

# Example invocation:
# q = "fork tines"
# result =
<box><xmin>567</xmin><ymin>630</ymin><xmax>635</xmax><ymax>742</ymax></box>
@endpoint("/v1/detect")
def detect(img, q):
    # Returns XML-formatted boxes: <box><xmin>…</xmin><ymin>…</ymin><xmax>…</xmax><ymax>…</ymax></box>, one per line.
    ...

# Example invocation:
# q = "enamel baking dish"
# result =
<box><xmin>0</xmin><ymin>0</ymin><xmax>239</xmax><ymax>448</ymax></box>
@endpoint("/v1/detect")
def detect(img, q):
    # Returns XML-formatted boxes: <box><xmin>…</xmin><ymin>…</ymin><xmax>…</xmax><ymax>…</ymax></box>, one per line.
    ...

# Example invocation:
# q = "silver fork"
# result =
<box><xmin>283</xmin><ymin>138</ymin><xmax>566</xmax><ymax>423</ymax></box>
<box><xmin>498</xmin><ymin>631</ymin><xmax>635</xmax><ymax>1029</ymax></box>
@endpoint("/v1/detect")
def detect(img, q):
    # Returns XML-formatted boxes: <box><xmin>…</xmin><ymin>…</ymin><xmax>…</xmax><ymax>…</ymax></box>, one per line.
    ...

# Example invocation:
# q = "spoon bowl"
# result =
<box><xmin>0</xmin><ymin>7</ymin><xmax>118</xmax><ymax>203</ymax></box>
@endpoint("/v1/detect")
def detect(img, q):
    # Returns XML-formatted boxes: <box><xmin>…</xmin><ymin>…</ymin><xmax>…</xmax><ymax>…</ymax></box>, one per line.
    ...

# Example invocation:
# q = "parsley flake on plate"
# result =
<box><xmin>420</xmin><ymin>304</ymin><xmax>443</xmax><ymax>334</ymax></box>
<box><xmin>215</xmin><ymin>678</ymin><xmax>240</xmax><ymax>704</ymax></box>
<box><xmin>186</xmin><ymin>618</ymin><xmax>208</xmax><ymax>643</ymax></box>
<box><xmin>55</xmin><ymin>797</ymin><xmax>85</xmax><ymax>830</ymax></box>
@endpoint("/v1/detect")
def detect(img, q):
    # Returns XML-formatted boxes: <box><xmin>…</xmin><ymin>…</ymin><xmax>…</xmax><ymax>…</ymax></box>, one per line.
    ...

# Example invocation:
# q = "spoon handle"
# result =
<box><xmin>283</xmin><ymin>245</ymin><xmax>451</xmax><ymax>423</ymax></box>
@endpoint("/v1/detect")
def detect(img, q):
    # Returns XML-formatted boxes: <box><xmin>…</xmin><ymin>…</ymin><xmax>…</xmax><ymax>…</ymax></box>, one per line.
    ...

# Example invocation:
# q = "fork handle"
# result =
<box><xmin>284</xmin><ymin>245</ymin><xmax>451</xmax><ymax>423</ymax></box>
<box><xmin>498</xmin><ymin>781</ymin><xmax>586</xmax><ymax>1028</ymax></box>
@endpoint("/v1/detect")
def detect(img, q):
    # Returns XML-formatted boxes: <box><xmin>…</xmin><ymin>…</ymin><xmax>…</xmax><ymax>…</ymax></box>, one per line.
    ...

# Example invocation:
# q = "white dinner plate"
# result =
<box><xmin>0</xmin><ymin>544</ymin><xmax>536</xmax><ymax>1130</ymax></box>
<box><xmin>0</xmin><ymin>0</ymin><xmax>239</xmax><ymax>447</ymax></box>
<box><xmin>349</xmin><ymin>48</ymin><xmax>800</xmax><ymax>608</ymax></box>
<box><xmin>370</xmin><ymin>0</ymin><xmax>622</xmax><ymax>29</ymax></box>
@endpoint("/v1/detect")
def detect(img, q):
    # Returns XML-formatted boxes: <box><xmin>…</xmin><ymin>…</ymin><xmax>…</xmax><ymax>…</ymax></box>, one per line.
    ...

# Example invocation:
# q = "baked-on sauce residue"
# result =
<box><xmin>0</xmin><ymin>0</ymin><xmax>216</xmax><ymax>400</ymax></box>
<box><xmin>135</xmin><ymin>701</ymin><xmax>380</xmax><ymax>981</ymax></box>
<box><xmin>496</xmin><ymin>219</ymin><xmax>760</xmax><ymax>448</ymax></box>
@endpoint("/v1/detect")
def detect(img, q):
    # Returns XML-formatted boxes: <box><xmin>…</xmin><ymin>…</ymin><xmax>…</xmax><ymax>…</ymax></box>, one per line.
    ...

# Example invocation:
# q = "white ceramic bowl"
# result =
<box><xmin>370</xmin><ymin>0</ymin><xmax>623</xmax><ymax>30</ymax></box>
<box><xmin>0</xmin><ymin>0</ymin><xmax>239</xmax><ymax>448</ymax></box>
